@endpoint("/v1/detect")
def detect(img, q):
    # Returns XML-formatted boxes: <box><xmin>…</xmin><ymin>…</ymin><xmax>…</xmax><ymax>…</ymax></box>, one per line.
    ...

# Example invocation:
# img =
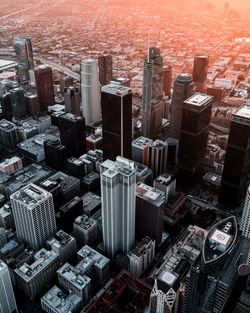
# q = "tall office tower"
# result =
<box><xmin>64</xmin><ymin>86</ymin><xmax>81</xmax><ymax>116</ymax></box>
<box><xmin>98</xmin><ymin>54</ymin><xmax>113</xmax><ymax>86</ymax></box>
<box><xmin>148</xmin><ymin>139</ymin><xmax>168</xmax><ymax>179</ymax></box>
<box><xmin>178</xmin><ymin>93</ymin><xmax>213</xmax><ymax>182</ymax></box>
<box><xmin>101</xmin><ymin>156</ymin><xmax>136</xmax><ymax>257</ymax></box>
<box><xmin>1</xmin><ymin>93</ymin><xmax>13</xmax><ymax>120</ymax></box>
<box><xmin>150</xmin><ymin>280</ymin><xmax>176</xmax><ymax>313</ymax></box>
<box><xmin>136</xmin><ymin>182</ymin><xmax>164</xmax><ymax>246</ymax></box>
<box><xmin>10</xmin><ymin>88</ymin><xmax>27</xmax><ymax>119</ymax></box>
<box><xmin>35</xmin><ymin>66</ymin><xmax>55</xmax><ymax>112</ymax></box>
<box><xmin>14</xmin><ymin>37</ymin><xmax>34</xmax><ymax>83</ymax></box>
<box><xmin>166</xmin><ymin>138</ymin><xmax>179</xmax><ymax>169</ymax></box>
<box><xmin>44</xmin><ymin>137</ymin><xmax>67</xmax><ymax>170</ymax></box>
<box><xmin>10</xmin><ymin>183</ymin><xmax>57</xmax><ymax>250</ymax></box>
<box><xmin>240</xmin><ymin>185</ymin><xmax>250</xmax><ymax>239</ymax></box>
<box><xmin>182</xmin><ymin>216</ymin><xmax>250</xmax><ymax>313</ymax></box>
<box><xmin>132</xmin><ymin>136</ymin><xmax>153</xmax><ymax>165</ymax></box>
<box><xmin>219</xmin><ymin>103</ymin><xmax>250</xmax><ymax>207</ymax></box>
<box><xmin>142</xmin><ymin>46</ymin><xmax>163</xmax><ymax>140</ymax></box>
<box><xmin>101</xmin><ymin>83</ymin><xmax>132</xmax><ymax>161</ymax></box>
<box><xmin>163</xmin><ymin>65</ymin><xmax>172</xmax><ymax>99</ymax></box>
<box><xmin>170</xmin><ymin>73</ymin><xmax>194</xmax><ymax>140</ymax></box>
<box><xmin>182</xmin><ymin>216</ymin><xmax>249</xmax><ymax>313</ymax></box>
<box><xmin>58</xmin><ymin>113</ymin><xmax>86</xmax><ymax>157</ymax></box>
<box><xmin>25</xmin><ymin>93</ymin><xmax>40</xmax><ymax>116</ymax></box>
<box><xmin>192</xmin><ymin>56</ymin><xmax>209</xmax><ymax>93</ymax></box>
<box><xmin>59</xmin><ymin>76</ymin><xmax>74</xmax><ymax>94</ymax></box>
<box><xmin>81</xmin><ymin>59</ymin><xmax>101</xmax><ymax>125</ymax></box>
<box><xmin>0</xmin><ymin>119</ymin><xmax>19</xmax><ymax>151</ymax></box>
<box><xmin>0</xmin><ymin>260</ymin><xmax>18</xmax><ymax>313</ymax></box>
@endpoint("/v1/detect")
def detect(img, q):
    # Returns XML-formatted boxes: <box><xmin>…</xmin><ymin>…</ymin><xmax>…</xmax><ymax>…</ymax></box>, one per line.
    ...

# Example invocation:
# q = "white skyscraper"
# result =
<box><xmin>81</xmin><ymin>59</ymin><xmax>101</xmax><ymax>125</ymax></box>
<box><xmin>240</xmin><ymin>185</ymin><xmax>250</xmax><ymax>239</ymax></box>
<box><xmin>10</xmin><ymin>183</ymin><xmax>57</xmax><ymax>250</ymax></box>
<box><xmin>101</xmin><ymin>156</ymin><xmax>136</xmax><ymax>257</ymax></box>
<box><xmin>150</xmin><ymin>280</ymin><xmax>176</xmax><ymax>313</ymax></box>
<box><xmin>0</xmin><ymin>260</ymin><xmax>18</xmax><ymax>313</ymax></box>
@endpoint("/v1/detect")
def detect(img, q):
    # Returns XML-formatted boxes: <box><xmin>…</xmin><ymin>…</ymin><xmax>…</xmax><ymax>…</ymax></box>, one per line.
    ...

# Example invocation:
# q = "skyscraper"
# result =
<box><xmin>58</xmin><ymin>113</ymin><xmax>86</xmax><ymax>157</ymax></box>
<box><xmin>64</xmin><ymin>85</ymin><xmax>81</xmax><ymax>116</ymax></box>
<box><xmin>10</xmin><ymin>88</ymin><xmax>27</xmax><ymax>119</ymax></box>
<box><xmin>132</xmin><ymin>136</ymin><xmax>153</xmax><ymax>165</ymax></box>
<box><xmin>101</xmin><ymin>83</ymin><xmax>132</xmax><ymax>161</ymax></box>
<box><xmin>14</xmin><ymin>37</ymin><xmax>34</xmax><ymax>83</ymax></box>
<box><xmin>163</xmin><ymin>65</ymin><xmax>172</xmax><ymax>99</ymax></box>
<box><xmin>0</xmin><ymin>260</ymin><xmax>18</xmax><ymax>313</ymax></box>
<box><xmin>240</xmin><ymin>185</ymin><xmax>250</xmax><ymax>239</ymax></box>
<box><xmin>101</xmin><ymin>156</ymin><xmax>136</xmax><ymax>257</ymax></box>
<box><xmin>10</xmin><ymin>183</ymin><xmax>57</xmax><ymax>250</ymax></box>
<box><xmin>0</xmin><ymin>92</ymin><xmax>13</xmax><ymax>121</ymax></box>
<box><xmin>219</xmin><ymin>103</ymin><xmax>250</xmax><ymax>207</ymax></box>
<box><xmin>178</xmin><ymin>93</ymin><xmax>213</xmax><ymax>182</ymax></box>
<box><xmin>150</xmin><ymin>280</ymin><xmax>176</xmax><ymax>313</ymax></box>
<box><xmin>35</xmin><ymin>66</ymin><xmax>55</xmax><ymax>112</ymax></box>
<box><xmin>81</xmin><ymin>59</ymin><xmax>101</xmax><ymax>125</ymax></box>
<box><xmin>182</xmin><ymin>216</ymin><xmax>249</xmax><ymax>313</ymax></box>
<box><xmin>192</xmin><ymin>56</ymin><xmax>209</xmax><ymax>93</ymax></box>
<box><xmin>136</xmin><ymin>182</ymin><xmax>165</xmax><ymax>246</ymax></box>
<box><xmin>98</xmin><ymin>54</ymin><xmax>113</xmax><ymax>86</ymax></box>
<box><xmin>170</xmin><ymin>73</ymin><xmax>195</xmax><ymax>140</ymax></box>
<box><xmin>142</xmin><ymin>46</ymin><xmax>163</xmax><ymax>140</ymax></box>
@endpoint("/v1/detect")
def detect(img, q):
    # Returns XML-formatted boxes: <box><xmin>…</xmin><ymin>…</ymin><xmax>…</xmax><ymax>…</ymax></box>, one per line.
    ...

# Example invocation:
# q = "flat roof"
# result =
<box><xmin>0</xmin><ymin>59</ymin><xmax>17</xmax><ymax>72</ymax></box>
<box><xmin>233</xmin><ymin>103</ymin><xmax>250</xmax><ymax>120</ymax></box>
<box><xmin>101</xmin><ymin>83</ymin><xmax>132</xmax><ymax>96</ymax></box>
<box><xmin>184</xmin><ymin>93</ymin><xmax>213</xmax><ymax>107</ymax></box>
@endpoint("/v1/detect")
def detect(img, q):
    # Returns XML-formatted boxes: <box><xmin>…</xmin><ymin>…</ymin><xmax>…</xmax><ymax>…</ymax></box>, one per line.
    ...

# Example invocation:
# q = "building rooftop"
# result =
<box><xmin>47</xmin><ymin>172</ymin><xmax>80</xmax><ymax>193</ymax></box>
<box><xmin>0</xmin><ymin>119</ymin><xmax>17</xmax><ymax>130</ymax></box>
<box><xmin>47</xmin><ymin>230</ymin><xmax>75</xmax><ymax>248</ymax></box>
<box><xmin>202</xmin><ymin>216</ymin><xmax>237</xmax><ymax>265</ymax></box>
<box><xmin>57</xmin><ymin>263</ymin><xmax>91</xmax><ymax>290</ymax></box>
<box><xmin>101</xmin><ymin>157</ymin><xmax>135</xmax><ymax>178</ymax></box>
<box><xmin>101</xmin><ymin>83</ymin><xmax>132</xmax><ymax>96</ymax></box>
<box><xmin>60</xmin><ymin>113</ymin><xmax>83</xmax><ymax>121</ymax></box>
<box><xmin>0</xmin><ymin>164</ymin><xmax>52</xmax><ymax>196</ymax></box>
<box><xmin>17</xmin><ymin>133</ymin><xmax>58</xmax><ymax>161</ymax></box>
<box><xmin>41</xmin><ymin>285</ymin><xmax>81</xmax><ymax>313</ymax></box>
<box><xmin>74</xmin><ymin>215</ymin><xmax>97</xmax><ymax>231</ymax></box>
<box><xmin>10</xmin><ymin>183</ymin><xmax>51</xmax><ymax>208</ymax></box>
<box><xmin>82</xmin><ymin>192</ymin><xmax>101</xmax><ymax>216</ymax></box>
<box><xmin>15</xmin><ymin>249</ymin><xmax>58</xmax><ymax>282</ymax></box>
<box><xmin>136</xmin><ymin>182</ymin><xmax>165</xmax><ymax>206</ymax></box>
<box><xmin>184</xmin><ymin>93</ymin><xmax>213</xmax><ymax>107</ymax></box>
<box><xmin>77</xmin><ymin>245</ymin><xmax>109</xmax><ymax>269</ymax></box>
<box><xmin>132</xmin><ymin>136</ymin><xmax>153</xmax><ymax>150</ymax></box>
<box><xmin>233</xmin><ymin>103</ymin><xmax>250</xmax><ymax>121</ymax></box>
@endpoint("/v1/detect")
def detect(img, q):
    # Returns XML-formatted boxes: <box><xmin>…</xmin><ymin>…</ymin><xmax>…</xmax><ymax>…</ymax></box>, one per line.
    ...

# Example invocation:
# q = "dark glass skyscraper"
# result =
<box><xmin>171</xmin><ymin>73</ymin><xmax>195</xmax><ymax>140</ymax></box>
<box><xmin>101</xmin><ymin>83</ymin><xmax>132</xmax><ymax>161</ymax></box>
<box><xmin>64</xmin><ymin>86</ymin><xmax>81</xmax><ymax>116</ymax></box>
<box><xmin>178</xmin><ymin>93</ymin><xmax>213</xmax><ymax>182</ymax></box>
<box><xmin>192</xmin><ymin>56</ymin><xmax>209</xmax><ymax>93</ymax></box>
<box><xmin>58</xmin><ymin>113</ymin><xmax>86</xmax><ymax>157</ymax></box>
<box><xmin>35</xmin><ymin>66</ymin><xmax>55</xmax><ymax>112</ymax></box>
<box><xmin>142</xmin><ymin>46</ymin><xmax>163</xmax><ymax>140</ymax></box>
<box><xmin>98</xmin><ymin>54</ymin><xmax>113</xmax><ymax>86</ymax></box>
<box><xmin>0</xmin><ymin>93</ymin><xmax>13</xmax><ymax>121</ymax></box>
<box><xmin>10</xmin><ymin>88</ymin><xmax>27</xmax><ymax>119</ymax></box>
<box><xmin>14</xmin><ymin>37</ymin><xmax>34</xmax><ymax>83</ymax></box>
<box><xmin>182</xmin><ymin>216</ymin><xmax>249</xmax><ymax>313</ymax></box>
<box><xmin>219</xmin><ymin>103</ymin><xmax>250</xmax><ymax>207</ymax></box>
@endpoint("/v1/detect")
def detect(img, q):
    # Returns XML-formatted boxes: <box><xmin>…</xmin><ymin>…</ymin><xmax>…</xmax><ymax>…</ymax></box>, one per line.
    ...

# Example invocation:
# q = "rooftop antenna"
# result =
<box><xmin>148</xmin><ymin>31</ymin><xmax>150</xmax><ymax>62</ymax></box>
